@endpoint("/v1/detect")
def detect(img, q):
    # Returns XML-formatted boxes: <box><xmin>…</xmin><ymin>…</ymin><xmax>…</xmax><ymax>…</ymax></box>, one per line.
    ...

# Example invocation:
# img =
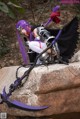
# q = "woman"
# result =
<box><xmin>16</xmin><ymin>5</ymin><xmax>61</xmax><ymax>64</ymax></box>
<box><xmin>16</xmin><ymin>20</ymin><xmax>50</xmax><ymax>64</ymax></box>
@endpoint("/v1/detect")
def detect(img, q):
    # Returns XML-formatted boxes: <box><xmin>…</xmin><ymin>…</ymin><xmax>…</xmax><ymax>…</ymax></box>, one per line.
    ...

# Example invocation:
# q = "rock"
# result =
<box><xmin>9</xmin><ymin>60</ymin><xmax>14</xmax><ymax>65</ymax></box>
<box><xmin>11</xmin><ymin>43</ymin><xmax>15</xmax><ymax>49</ymax></box>
<box><xmin>0</xmin><ymin>62</ymin><xmax>80</xmax><ymax>118</ymax></box>
<box><xmin>8</xmin><ymin>115</ymin><xmax>17</xmax><ymax>119</ymax></box>
<box><xmin>70</xmin><ymin>50</ymin><xmax>80</xmax><ymax>63</ymax></box>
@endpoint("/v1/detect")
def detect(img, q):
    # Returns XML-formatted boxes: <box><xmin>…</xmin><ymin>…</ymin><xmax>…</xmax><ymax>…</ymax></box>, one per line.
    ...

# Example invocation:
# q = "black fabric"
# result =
<box><xmin>47</xmin><ymin>17</ymin><xmax>79</xmax><ymax>59</ymax></box>
<box><xmin>31</xmin><ymin>25</ymin><xmax>40</xmax><ymax>32</ymax></box>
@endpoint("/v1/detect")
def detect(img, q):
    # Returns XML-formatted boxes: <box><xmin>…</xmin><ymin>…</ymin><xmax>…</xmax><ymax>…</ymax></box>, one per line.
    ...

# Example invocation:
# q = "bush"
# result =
<box><xmin>74</xmin><ymin>5</ymin><xmax>80</xmax><ymax>20</ymax></box>
<box><xmin>0</xmin><ymin>35</ymin><xmax>10</xmax><ymax>57</ymax></box>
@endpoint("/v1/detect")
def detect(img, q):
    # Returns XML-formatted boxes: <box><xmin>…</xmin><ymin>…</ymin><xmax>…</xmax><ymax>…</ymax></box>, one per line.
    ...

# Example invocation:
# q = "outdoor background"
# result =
<box><xmin>0</xmin><ymin>0</ymin><xmax>80</xmax><ymax>68</ymax></box>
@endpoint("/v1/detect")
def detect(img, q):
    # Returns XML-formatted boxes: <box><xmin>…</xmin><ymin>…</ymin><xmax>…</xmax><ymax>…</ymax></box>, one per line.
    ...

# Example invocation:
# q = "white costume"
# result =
<box><xmin>27</xmin><ymin>26</ymin><xmax>54</xmax><ymax>54</ymax></box>
<box><xmin>26</xmin><ymin>26</ymin><xmax>55</xmax><ymax>64</ymax></box>
<box><xmin>28</xmin><ymin>41</ymin><xmax>47</xmax><ymax>53</ymax></box>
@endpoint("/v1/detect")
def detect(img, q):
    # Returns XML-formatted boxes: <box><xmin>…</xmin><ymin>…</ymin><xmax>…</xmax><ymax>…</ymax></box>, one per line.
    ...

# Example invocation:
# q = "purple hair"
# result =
<box><xmin>16</xmin><ymin>20</ymin><xmax>31</xmax><ymax>33</ymax></box>
<box><xmin>16</xmin><ymin>20</ymin><xmax>31</xmax><ymax>64</ymax></box>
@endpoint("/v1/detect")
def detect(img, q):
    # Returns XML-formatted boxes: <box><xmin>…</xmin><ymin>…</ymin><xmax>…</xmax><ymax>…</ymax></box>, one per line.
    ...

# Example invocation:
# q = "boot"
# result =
<box><xmin>40</xmin><ymin>53</ymin><xmax>49</xmax><ymax>63</ymax></box>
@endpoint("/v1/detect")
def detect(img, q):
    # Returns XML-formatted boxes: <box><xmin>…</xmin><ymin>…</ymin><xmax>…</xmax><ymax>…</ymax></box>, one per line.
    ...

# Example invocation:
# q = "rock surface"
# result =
<box><xmin>0</xmin><ymin>61</ymin><xmax>80</xmax><ymax>118</ymax></box>
<box><xmin>70</xmin><ymin>50</ymin><xmax>80</xmax><ymax>62</ymax></box>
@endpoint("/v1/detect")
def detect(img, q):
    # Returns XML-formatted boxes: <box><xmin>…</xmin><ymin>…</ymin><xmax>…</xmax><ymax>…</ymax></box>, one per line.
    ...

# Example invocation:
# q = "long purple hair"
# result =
<box><xmin>16</xmin><ymin>20</ymin><xmax>31</xmax><ymax>64</ymax></box>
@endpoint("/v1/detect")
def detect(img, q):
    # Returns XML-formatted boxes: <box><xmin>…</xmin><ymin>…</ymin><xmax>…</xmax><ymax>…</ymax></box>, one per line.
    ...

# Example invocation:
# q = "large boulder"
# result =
<box><xmin>70</xmin><ymin>50</ymin><xmax>80</xmax><ymax>62</ymax></box>
<box><xmin>0</xmin><ymin>59</ymin><xmax>80</xmax><ymax>118</ymax></box>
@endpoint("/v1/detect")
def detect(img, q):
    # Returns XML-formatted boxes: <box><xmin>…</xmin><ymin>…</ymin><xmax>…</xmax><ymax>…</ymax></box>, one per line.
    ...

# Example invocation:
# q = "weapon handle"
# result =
<box><xmin>0</xmin><ymin>94</ymin><xmax>3</xmax><ymax>104</ymax></box>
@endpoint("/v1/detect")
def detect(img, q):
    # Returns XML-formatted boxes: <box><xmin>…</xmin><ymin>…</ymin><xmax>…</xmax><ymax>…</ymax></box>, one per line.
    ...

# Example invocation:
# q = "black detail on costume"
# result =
<box><xmin>24</xmin><ymin>37</ymin><xmax>27</xmax><ymax>42</ymax></box>
<box><xmin>37</xmin><ymin>26</ymin><xmax>52</xmax><ymax>42</ymax></box>
<box><xmin>31</xmin><ymin>25</ymin><xmax>40</xmax><ymax>32</ymax></box>
<box><xmin>47</xmin><ymin>17</ymin><xmax>79</xmax><ymax>61</ymax></box>
<box><xmin>28</xmin><ymin>49</ymin><xmax>37</xmax><ymax>63</ymax></box>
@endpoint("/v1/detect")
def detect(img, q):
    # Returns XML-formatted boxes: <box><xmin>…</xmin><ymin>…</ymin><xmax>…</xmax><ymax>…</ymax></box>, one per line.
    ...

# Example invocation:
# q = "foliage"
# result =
<box><xmin>0</xmin><ymin>0</ymin><xmax>25</xmax><ymax>19</ymax></box>
<box><xmin>74</xmin><ymin>5</ymin><xmax>80</xmax><ymax>20</ymax></box>
<box><xmin>0</xmin><ymin>35</ymin><xmax>10</xmax><ymax>57</ymax></box>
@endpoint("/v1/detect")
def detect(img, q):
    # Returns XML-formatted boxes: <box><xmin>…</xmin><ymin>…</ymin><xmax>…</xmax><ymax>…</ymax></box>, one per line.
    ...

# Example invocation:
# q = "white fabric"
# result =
<box><xmin>28</xmin><ymin>41</ymin><xmax>47</xmax><ymax>54</ymax></box>
<box><xmin>36</xmin><ymin>58</ymin><xmax>42</xmax><ymax>64</ymax></box>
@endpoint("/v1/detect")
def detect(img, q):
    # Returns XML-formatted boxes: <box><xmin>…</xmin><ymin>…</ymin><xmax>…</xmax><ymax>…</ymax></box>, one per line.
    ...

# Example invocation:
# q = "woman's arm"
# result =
<box><xmin>33</xmin><ymin>28</ymin><xmax>40</xmax><ymax>40</ymax></box>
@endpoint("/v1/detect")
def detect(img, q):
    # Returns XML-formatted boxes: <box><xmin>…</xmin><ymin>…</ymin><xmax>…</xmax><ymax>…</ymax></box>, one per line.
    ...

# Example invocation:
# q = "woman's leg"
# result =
<box><xmin>28</xmin><ymin>41</ymin><xmax>47</xmax><ymax>64</ymax></box>
<box><xmin>28</xmin><ymin>41</ymin><xmax>47</xmax><ymax>54</ymax></box>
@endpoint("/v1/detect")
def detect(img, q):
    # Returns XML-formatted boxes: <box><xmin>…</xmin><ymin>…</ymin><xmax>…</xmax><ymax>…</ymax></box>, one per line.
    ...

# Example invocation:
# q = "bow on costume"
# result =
<box><xmin>44</xmin><ymin>5</ymin><xmax>61</xmax><ymax>27</ymax></box>
<box><xmin>50</xmin><ymin>11</ymin><xmax>60</xmax><ymax>24</ymax></box>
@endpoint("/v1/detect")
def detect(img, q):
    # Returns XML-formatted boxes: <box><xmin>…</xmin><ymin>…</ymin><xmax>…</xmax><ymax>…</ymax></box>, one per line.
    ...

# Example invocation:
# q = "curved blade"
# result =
<box><xmin>3</xmin><ymin>87</ymin><xmax>6</xmax><ymax>97</ymax></box>
<box><xmin>2</xmin><ymin>87</ymin><xmax>8</xmax><ymax>100</ymax></box>
<box><xmin>2</xmin><ymin>88</ymin><xmax>48</xmax><ymax>111</ymax></box>
<box><xmin>7</xmin><ymin>99</ymin><xmax>48</xmax><ymax>111</ymax></box>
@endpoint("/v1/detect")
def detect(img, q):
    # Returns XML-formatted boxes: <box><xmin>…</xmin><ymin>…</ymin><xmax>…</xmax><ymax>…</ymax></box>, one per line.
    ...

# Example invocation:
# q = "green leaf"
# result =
<box><xmin>7</xmin><ymin>1</ymin><xmax>22</xmax><ymax>8</ymax></box>
<box><xmin>0</xmin><ymin>1</ymin><xmax>9</xmax><ymax>13</ymax></box>
<box><xmin>7</xmin><ymin>1</ymin><xmax>25</xmax><ymax>14</ymax></box>
<box><xmin>17</xmin><ymin>7</ymin><xmax>25</xmax><ymax>14</ymax></box>
<box><xmin>9</xmin><ymin>0</ymin><xmax>22</xmax><ymax>4</ymax></box>
<box><xmin>7</xmin><ymin>8</ymin><xmax>15</xmax><ymax>19</ymax></box>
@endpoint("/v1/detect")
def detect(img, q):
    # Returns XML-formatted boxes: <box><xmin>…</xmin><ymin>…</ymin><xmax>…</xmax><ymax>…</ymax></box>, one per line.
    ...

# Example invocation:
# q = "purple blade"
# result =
<box><xmin>3</xmin><ymin>87</ymin><xmax>7</xmax><ymax>97</ymax></box>
<box><xmin>2</xmin><ymin>87</ymin><xmax>9</xmax><ymax>102</ymax></box>
<box><xmin>17</xmin><ymin>32</ymin><xmax>28</xmax><ymax>64</ymax></box>
<box><xmin>7</xmin><ymin>99</ymin><xmax>48</xmax><ymax>111</ymax></box>
<box><xmin>2</xmin><ymin>88</ymin><xmax>48</xmax><ymax>111</ymax></box>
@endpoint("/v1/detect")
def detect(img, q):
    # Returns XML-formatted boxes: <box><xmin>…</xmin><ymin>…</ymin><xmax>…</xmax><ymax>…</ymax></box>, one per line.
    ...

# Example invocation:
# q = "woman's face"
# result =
<box><xmin>20</xmin><ymin>26</ymin><xmax>31</xmax><ymax>37</ymax></box>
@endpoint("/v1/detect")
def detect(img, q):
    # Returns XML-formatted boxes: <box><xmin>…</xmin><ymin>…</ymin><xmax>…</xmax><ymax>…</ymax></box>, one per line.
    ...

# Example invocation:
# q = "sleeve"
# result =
<box><xmin>33</xmin><ymin>28</ymin><xmax>40</xmax><ymax>40</ymax></box>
